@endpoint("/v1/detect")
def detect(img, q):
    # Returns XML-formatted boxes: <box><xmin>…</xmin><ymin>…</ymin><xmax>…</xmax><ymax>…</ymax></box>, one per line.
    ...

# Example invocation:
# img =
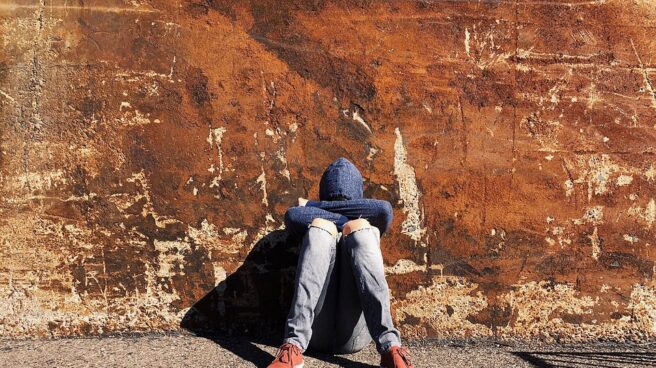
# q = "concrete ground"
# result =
<box><xmin>1</xmin><ymin>334</ymin><xmax>655</xmax><ymax>368</ymax></box>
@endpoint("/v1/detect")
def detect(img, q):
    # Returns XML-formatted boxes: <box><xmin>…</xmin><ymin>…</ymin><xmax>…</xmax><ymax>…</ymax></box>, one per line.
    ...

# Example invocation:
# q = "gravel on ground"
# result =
<box><xmin>1</xmin><ymin>333</ymin><xmax>655</xmax><ymax>368</ymax></box>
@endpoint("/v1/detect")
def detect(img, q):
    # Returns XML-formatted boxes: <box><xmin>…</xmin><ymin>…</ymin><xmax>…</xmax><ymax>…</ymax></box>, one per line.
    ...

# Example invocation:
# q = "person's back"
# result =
<box><xmin>268</xmin><ymin>157</ymin><xmax>414</xmax><ymax>368</ymax></box>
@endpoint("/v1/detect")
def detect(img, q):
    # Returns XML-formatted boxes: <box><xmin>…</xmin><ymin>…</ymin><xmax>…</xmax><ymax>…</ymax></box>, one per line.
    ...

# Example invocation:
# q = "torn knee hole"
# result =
<box><xmin>310</xmin><ymin>218</ymin><xmax>338</xmax><ymax>237</ymax></box>
<box><xmin>343</xmin><ymin>218</ymin><xmax>372</xmax><ymax>236</ymax></box>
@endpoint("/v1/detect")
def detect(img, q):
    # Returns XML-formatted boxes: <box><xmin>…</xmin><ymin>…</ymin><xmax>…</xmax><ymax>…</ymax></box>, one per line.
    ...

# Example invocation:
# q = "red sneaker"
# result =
<box><xmin>267</xmin><ymin>343</ymin><xmax>304</xmax><ymax>368</ymax></box>
<box><xmin>380</xmin><ymin>346</ymin><xmax>414</xmax><ymax>368</ymax></box>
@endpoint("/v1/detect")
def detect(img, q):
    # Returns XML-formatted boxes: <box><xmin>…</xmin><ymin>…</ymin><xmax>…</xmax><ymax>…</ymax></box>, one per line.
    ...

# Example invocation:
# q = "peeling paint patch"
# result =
<box><xmin>499</xmin><ymin>281</ymin><xmax>596</xmax><ymax>341</ymax></box>
<box><xmin>352</xmin><ymin>110</ymin><xmax>372</xmax><ymax>133</ymax></box>
<box><xmin>394</xmin><ymin>276</ymin><xmax>490</xmax><ymax>338</ymax></box>
<box><xmin>564</xmin><ymin>178</ymin><xmax>575</xmax><ymax>197</ymax></box>
<box><xmin>588</xmin><ymin>227</ymin><xmax>601</xmax><ymax>260</ymax></box>
<box><xmin>385</xmin><ymin>259</ymin><xmax>443</xmax><ymax>275</ymax></box>
<box><xmin>186</xmin><ymin>220</ymin><xmax>245</xmax><ymax>255</ymax></box>
<box><xmin>627</xmin><ymin>198</ymin><xmax>655</xmax><ymax>228</ymax></box>
<box><xmin>275</xmin><ymin>149</ymin><xmax>290</xmax><ymax>180</ymax></box>
<box><xmin>8</xmin><ymin>169</ymin><xmax>67</xmax><ymax>192</ymax></box>
<box><xmin>628</xmin><ymin>285</ymin><xmax>656</xmax><ymax>335</ymax></box>
<box><xmin>119</xmin><ymin>109</ymin><xmax>161</xmax><ymax>126</ymax></box>
<box><xmin>256</xmin><ymin>168</ymin><xmax>269</xmax><ymax>207</ymax></box>
<box><xmin>393</xmin><ymin>127</ymin><xmax>425</xmax><ymax>244</ymax></box>
<box><xmin>213</xmin><ymin>265</ymin><xmax>227</xmax><ymax>287</ymax></box>
<box><xmin>207</xmin><ymin>127</ymin><xmax>227</xmax><ymax>183</ymax></box>
<box><xmin>646</xmin><ymin>165</ymin><xmax>656</xmax><ymax>181</ymax></box>
<box><xmin>623</xmin><ymin>234</ymin><xmax>639</xmax><ymax>243</ymax></box>
<box><xmin>573</xmin><ymin>206</ymin><xmax>604</xmax><ymax>225</ymax></box>
<box><xmin>422</xmin><ymin>102</ymin><xmax>432</xmax><ymax>114</ymax></box>
<box><xmin>386</xmin><ymin>259</ymin><xmax>424</xmax><ymax>274</ymax></box>
<box><xmin>565</xmin><ymin>155</ymin><xmax>646</xmax><ymax>201</ymax></box>
<box><xmin>582</xmin><ymin>155</ymin><xmax>619</xmax><ymax>200</ymax></box>
<box><xmin>616</xmin><ymin>175</ymin><xmax>633</xmax><ymax>186</ymax></box>
<box><xmin>154</xmin><ymin>240</ymin><xmax>190</xmax><ymax>277</ymax></box>
<box><xmin>366</xmin><ymin>147</ymin><xmax>378</xmax><ymax>161</ymax></box>
<box><xmin>220</xmin><ymin>227</ymin><xmax>248</xmax><ymax>249</ymax></box>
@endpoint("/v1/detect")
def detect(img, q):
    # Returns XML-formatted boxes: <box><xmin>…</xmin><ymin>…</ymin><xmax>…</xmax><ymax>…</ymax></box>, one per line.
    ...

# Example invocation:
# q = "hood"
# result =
<box><xmin>319</xmin><ymin>157</ymin><xmax>363</xmax><ymax>201</ymax></box>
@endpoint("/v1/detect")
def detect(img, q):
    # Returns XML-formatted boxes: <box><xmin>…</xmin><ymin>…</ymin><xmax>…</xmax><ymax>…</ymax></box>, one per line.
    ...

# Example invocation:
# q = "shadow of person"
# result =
<box><xmin>181</xmin><ymin>229</ymin><xmax>295</xmax><ymax>366</ymax></box>
<box><xmin>181</xmin><ymin>229</ymin><xmax>379</xmax><ymax>368</ymax></box>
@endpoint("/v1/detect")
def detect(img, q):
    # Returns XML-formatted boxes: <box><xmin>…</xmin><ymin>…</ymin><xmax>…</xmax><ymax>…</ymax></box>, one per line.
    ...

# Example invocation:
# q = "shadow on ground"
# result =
<box><xmin>181</xmin><ymin>230</ymin><xmax>376</xmax><ymax>368</ymax></box>
<box><xmin>512</xmin><ymin>351</ymin><xmax>656</xmax><ymax>368</ymax></box>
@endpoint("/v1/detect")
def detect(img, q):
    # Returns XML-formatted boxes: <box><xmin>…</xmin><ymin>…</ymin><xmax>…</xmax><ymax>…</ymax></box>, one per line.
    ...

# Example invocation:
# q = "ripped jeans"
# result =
<box><xmin>283</xmin><ymin>224</ymin><xmax>401</xmax><ymax>354</ymax></box>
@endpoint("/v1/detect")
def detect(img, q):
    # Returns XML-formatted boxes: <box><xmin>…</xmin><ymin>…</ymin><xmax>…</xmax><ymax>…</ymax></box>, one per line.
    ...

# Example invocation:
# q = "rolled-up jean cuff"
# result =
<box><xmin>283</xmin><ymin>338</ymin><xmax>305</xmax><ymax>352</ymax></box>
<box><xmin>380</xmin><ymin>340</ymin><xmax>402</xmax><ymax>354</ymax></box>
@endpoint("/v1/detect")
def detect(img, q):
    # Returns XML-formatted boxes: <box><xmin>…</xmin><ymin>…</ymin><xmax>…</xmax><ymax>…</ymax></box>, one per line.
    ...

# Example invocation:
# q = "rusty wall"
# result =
<box><xmin>1</xmin><ymin>0</ymin><xmax>655</xmax><ymax>341</ymax></box>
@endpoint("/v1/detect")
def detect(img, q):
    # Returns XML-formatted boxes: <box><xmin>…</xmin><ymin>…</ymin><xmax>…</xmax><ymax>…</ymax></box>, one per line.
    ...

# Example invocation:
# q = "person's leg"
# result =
<box><xmin>342</xmin><ymin>218</ymin><xmax>402</xmax><ymax>354</ymax></box>
<box><xmin>332</xmin><ymin>234</ymin><xmax>373</xmax><ymax>354</ymax></box>
<box><xmin>306</xmin><ymin>232</ymin><xmax>341</xmax><ymax>353</ymax></box>
<box><xmin>283</xmin><ymin>218</ymin><xmax>338</xmax><ymax>351</ymax></box>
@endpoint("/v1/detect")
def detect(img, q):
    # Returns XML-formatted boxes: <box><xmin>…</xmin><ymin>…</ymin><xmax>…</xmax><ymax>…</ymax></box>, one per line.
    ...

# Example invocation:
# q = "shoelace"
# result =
<box><xmin>275</xmin><ymin>344</ymin><xmax>300</xmax><ymax>364</ymax></box>
<box><xmin>394</xmin><ymin>347</ymin><xmax>413</xmax><ymax>367</ymax></box>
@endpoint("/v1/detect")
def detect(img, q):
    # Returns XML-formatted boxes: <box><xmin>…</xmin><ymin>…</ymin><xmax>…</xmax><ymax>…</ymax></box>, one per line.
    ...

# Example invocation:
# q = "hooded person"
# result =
<box><xmin>268</xmin><ymin>157</ymin><xmax>414</xmax><ymax>368</ymax></box>
<box><xmin>317</xmin><ymin>157</ymin><xmax>364</xmax><ymax>201</ymax></box>
<box><xmin>284</xmin><ymin>157</ymin><xmax>393</xmax><ymax>239</ymax></box>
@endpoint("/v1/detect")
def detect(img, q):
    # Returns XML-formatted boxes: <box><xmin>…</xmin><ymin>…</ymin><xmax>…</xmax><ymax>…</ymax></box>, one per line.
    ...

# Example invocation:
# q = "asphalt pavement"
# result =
<box><xmin>1</xmin><ymin>333</ymin><xmax>655</xmax><ymax>367</ymax></box>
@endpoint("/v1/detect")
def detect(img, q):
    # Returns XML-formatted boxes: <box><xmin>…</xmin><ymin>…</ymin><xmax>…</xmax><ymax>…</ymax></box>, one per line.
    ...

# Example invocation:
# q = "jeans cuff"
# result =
<box><xmin>380</xmin><ymin>340</ymin><xmax>402</xmax><ymax>354</ymax></box>
<box><xmin>283</xmin><ymin>338</ymin><xmax>306</xmax><ymax>352</ymax></box>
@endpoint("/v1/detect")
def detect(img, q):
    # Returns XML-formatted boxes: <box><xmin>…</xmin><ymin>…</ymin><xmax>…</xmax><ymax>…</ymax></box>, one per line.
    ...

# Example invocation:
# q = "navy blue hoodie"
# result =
<box><xmin>318</xmin><ymin>157</ymin><xmax>364</xmax><ymax>201</ymax></box>
<box><xmin>284</xmin><ymin>158</ymin><xmax>393</xmax><ymax>239</ymax></box>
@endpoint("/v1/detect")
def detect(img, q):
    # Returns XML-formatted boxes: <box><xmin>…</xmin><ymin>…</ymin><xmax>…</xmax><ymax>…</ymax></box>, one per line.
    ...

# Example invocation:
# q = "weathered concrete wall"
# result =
<box><xmin>1</xmin><ymin>0</ymin><xmax>655</xmax><ymax>341</ymax></box>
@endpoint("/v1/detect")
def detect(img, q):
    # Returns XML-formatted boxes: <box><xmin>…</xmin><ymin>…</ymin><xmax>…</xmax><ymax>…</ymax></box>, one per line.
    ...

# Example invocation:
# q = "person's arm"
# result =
<box><xmin>284</xmin><ymin>205</ymin><xmax>349</xmax><ymax>240</ymax></box>
<box><xmin>304</xmin><ymin>199</ymin><xmax>393</xmax><ymax>235</ymax></box>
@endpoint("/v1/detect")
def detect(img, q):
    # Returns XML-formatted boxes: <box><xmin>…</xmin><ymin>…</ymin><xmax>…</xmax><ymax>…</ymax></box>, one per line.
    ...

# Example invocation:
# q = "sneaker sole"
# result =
<box><xmin>294</xmin><ymin>364</ymin><xmax>304</xmax><ymax>368</ymax></box>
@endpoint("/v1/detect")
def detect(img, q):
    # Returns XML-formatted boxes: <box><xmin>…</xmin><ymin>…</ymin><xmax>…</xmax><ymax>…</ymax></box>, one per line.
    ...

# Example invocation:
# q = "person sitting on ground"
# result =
<box><xmin>267</xmin><ymin>157</ymin><xmax>414</xmax><ymax>368</ymax></box>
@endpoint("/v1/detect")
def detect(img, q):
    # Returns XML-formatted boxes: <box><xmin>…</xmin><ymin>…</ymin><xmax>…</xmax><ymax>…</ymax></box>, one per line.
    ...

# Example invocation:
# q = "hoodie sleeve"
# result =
<box><xmin>305</xmin><ymin>199</ymin><xmax>393</xmax><ymax>235</ymax></box>
<box><xmin>284</xmin><ymin>206</ymin><xmax>349</xmax><ymax>240</ymax></box>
